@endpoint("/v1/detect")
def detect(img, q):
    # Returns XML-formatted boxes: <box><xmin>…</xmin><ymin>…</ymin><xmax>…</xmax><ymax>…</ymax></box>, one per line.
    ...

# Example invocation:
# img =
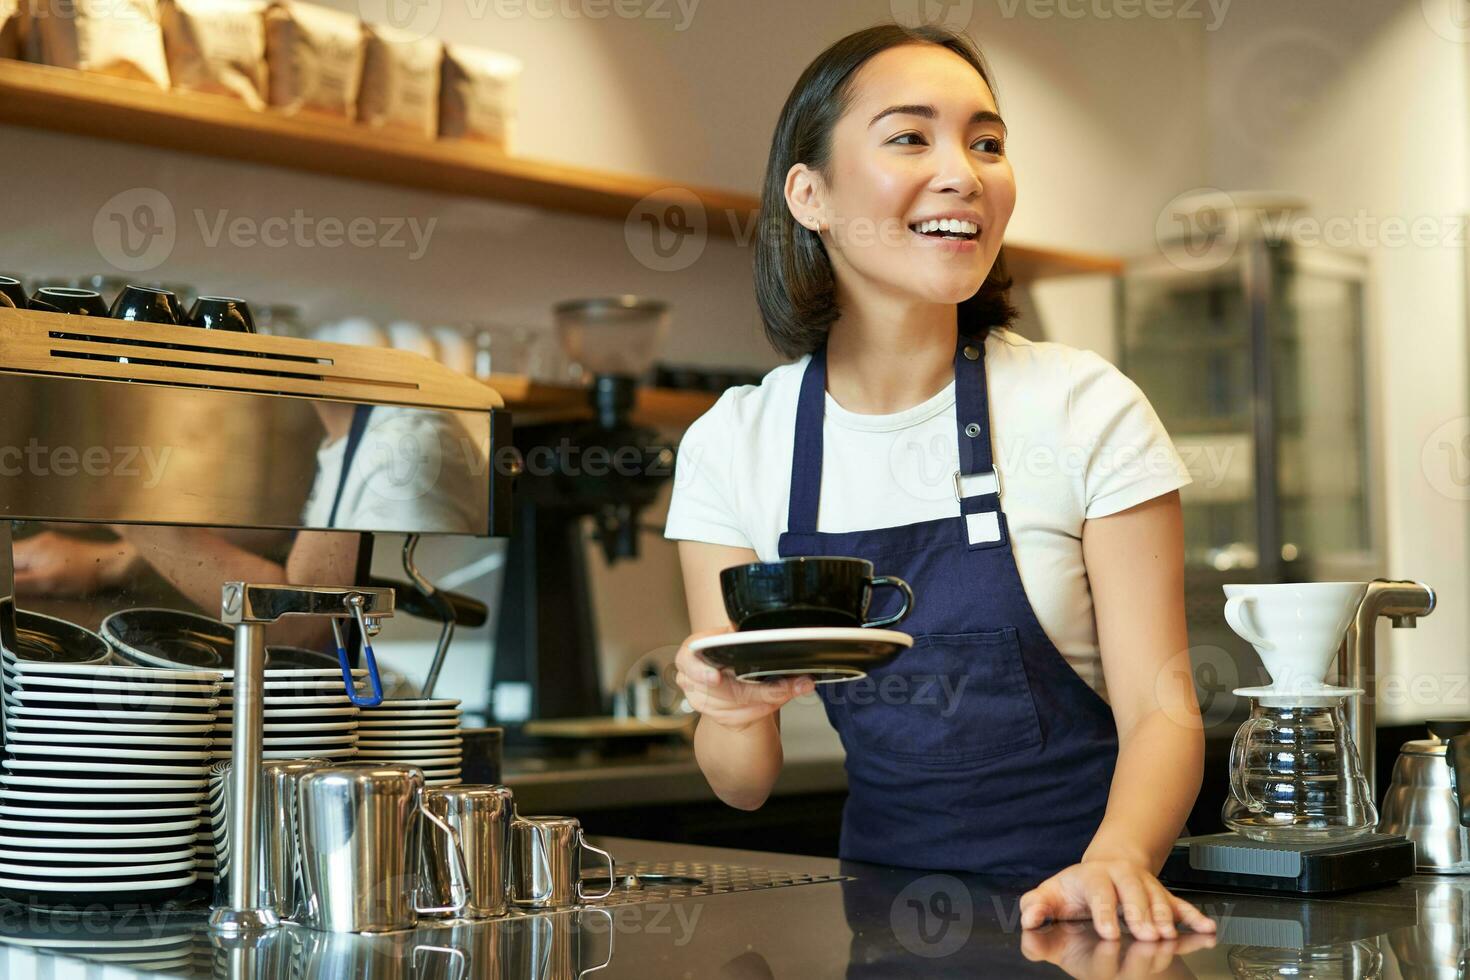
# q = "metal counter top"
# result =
<box><xmin>0</xmin><ymin>836</ymin><xmax>1464</xmax><ymax>978</ymax></box>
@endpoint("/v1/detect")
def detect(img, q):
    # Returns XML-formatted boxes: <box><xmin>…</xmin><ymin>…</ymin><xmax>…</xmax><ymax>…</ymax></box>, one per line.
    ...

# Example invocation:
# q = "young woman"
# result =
<box><xmin>666</xmin><ymin>24</ymin><xmax>1215</xmax><ymax>942</ymax></box>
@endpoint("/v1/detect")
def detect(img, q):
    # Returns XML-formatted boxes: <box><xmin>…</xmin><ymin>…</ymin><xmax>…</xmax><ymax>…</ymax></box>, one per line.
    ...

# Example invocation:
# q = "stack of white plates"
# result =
<box><xmin>212</xmin><ymin>668</ymin><xmax>366</xmax><ymax>761</ymax></box>
<box><xmin>0</xmin><ymin>654</ymin><xmax>218</xmax><ymax>906</ymax></box>
<box><xmin>354</xmin><ymin>699</ymin><xmax>463</xmax><ymax>786</ymax></box>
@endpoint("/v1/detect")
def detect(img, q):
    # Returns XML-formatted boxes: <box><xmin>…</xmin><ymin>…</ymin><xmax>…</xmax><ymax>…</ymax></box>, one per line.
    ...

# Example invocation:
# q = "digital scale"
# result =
<box><xmin>1160</xmin><ymin>832</ymin><xmax>1416</xmax><ymax>896</ymax></box>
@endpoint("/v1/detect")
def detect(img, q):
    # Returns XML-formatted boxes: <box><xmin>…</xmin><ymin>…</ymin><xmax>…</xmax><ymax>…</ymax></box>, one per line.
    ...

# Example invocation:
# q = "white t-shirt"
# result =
<box><xmin>663</xmin><ymin>329</ymin><xmax>1193</xmax><ymax>695</ymax></box>
<box><xmin>301</xmin><ymin>406</ymin><xmax>487</xmax><ymax>534</ymax></box>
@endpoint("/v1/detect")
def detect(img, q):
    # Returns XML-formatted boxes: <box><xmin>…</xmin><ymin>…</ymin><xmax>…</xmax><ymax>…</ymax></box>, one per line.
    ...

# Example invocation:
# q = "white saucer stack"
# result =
<box><xmin>212</xmin><ymin>668</ymin><xmax>366</xmax><ymax>762</ymax></box>
<box><xmin>0</xmin><ymin>656</ymin><xmax>219</xmax><ymax>906</ymax></box>
<box><xmin>353</xmin><ymin>699</ymin><xmax>463</xmax><ymax>786</ymax></box>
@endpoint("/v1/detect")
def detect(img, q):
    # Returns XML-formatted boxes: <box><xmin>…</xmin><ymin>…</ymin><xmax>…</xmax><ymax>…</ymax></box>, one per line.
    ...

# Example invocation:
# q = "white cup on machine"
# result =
<box><xmin>1222</xmin><ymin>582</ymin><xmax>1369</xmax><ymax>693</ymax></box>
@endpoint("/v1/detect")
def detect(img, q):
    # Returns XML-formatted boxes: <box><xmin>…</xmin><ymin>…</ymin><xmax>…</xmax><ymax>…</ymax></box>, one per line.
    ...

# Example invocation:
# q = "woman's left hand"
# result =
<box><xmin>1019</xmin><ymin>860</ymin><xmax>1217</xmax><ymax>942</ymax></box>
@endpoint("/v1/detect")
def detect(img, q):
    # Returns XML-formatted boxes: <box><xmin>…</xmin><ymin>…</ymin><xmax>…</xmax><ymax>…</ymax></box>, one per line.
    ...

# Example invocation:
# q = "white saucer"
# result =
<box><xmin>0</xmin><ymin>802</ymin><xmax>201</xmax><ymax>817</ymax></box>
<box><xmin>0</xmin><ymin>818</ymin><xmax>197</xmax><ymax>835</ymax></box>
<box><xmin>690</xmin><ymin>626</ymin><xmax>913</xmax><ymax>683</ymax></box>
<box><xmin>0</xmin><ymin>859</ymin><xmax>194</xmax><ymax>877</ymax></box>
<box><xmin>1234</xmin><ymin>684</ymin><xmax>1363</xmax><ymax>706</ymax></box>
<box><xmin>0</xmin><ymin>872</ymin><xmax>196</xmax><ymax>892</ymax></box>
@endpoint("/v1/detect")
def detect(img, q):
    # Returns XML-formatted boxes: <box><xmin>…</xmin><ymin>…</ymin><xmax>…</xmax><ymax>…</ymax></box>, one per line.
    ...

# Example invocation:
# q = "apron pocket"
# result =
<box><xmin>828</xmin><ymin>627</ymin><xmax>1043</xmax><ymax>767</ymax></box>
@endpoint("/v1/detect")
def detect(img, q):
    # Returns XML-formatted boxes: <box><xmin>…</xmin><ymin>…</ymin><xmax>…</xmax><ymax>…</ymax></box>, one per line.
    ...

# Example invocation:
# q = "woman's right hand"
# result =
<box><xmin>675</xmin><ymin>626</ymin><xmax>815</xmax><ymax>733</ymax></box>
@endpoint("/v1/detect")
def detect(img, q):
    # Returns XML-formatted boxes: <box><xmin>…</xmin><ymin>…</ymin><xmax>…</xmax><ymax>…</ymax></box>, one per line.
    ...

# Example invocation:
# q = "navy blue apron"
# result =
<box><xmin>777</xmin><ymin>334</ymin><xmax>1119</xmax><ymax>880</ymax></box>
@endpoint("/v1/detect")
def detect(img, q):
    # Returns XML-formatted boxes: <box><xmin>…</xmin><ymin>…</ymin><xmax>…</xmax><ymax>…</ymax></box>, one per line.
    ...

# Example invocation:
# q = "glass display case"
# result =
<box><xmin>1117</xmin><ymin>228</ymin><xmax>1382</xmax><ymax>744</ymax></box>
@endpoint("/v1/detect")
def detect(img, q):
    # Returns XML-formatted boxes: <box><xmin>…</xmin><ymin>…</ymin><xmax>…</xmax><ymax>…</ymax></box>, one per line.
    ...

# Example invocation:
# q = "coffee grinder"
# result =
<box><xmin>1162</xmin><ymin>580</ymin><xmax>1435</xmax><ymax>895</ymax></box>
<box><xmin>490</xmin><ymin>297</ymin><xmax>676</xmax><ymax>723</ymax></box>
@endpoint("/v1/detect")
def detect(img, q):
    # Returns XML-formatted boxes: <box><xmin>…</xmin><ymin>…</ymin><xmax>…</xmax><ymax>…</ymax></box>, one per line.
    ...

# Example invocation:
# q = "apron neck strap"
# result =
<box><xmin>786</xmin><ymin>346</ymin><xmax>828</xmax><ymax>535</ymax></box>
<box><xmin>954</xmin><ymin>334</ymin><xmax>994</xmax><ymax>477</ymax></box>
<box><xmin>784</xmin><ymin>334</ymin><xmax>995</xmax><ymax>535</ymax></box>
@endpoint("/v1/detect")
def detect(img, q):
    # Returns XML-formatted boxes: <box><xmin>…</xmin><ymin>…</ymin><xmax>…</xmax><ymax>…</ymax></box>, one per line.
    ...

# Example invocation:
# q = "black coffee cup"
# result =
<box><xmin>720</xmin><ymin>557</ymin><xmax>914</xmax><ymax>632</ymax></box>
<box><xmin>187</xmin><ymin>296</ymin><xmax>256</xmax><ymax>333</ymax></box>
<box><xmin>0</xmin><ymin>276</ymin><xmax>26</xmax><ymax>309</ymax></box>
<box><xmin>28</xmin><ymin>287</ymin><xmax>108</xmax><ymax>317</ymax></box>
<box><xmin>110</xmin><ymin>284</ymin><xmax>182</xmax><ymax>325</ymax></box>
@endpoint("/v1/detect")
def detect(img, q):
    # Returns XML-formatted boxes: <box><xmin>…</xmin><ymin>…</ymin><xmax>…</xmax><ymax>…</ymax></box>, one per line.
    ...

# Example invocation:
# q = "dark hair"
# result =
<box><xmin>753</xmin><ymin>24</ymin><xmax>1019</xmax><ymax>360</ymax></box>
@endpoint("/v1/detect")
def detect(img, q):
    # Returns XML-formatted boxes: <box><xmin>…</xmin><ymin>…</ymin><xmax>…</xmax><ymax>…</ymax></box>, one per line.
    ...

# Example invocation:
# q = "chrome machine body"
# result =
<box><xmin>0</xmin><ymin>307</ymin><xmax>512</xmax><ymax>934</ymax></box>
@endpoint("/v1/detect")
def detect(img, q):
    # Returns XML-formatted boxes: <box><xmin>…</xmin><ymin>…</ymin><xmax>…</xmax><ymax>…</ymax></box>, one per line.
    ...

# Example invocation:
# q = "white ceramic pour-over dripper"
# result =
<box><xmin>1223</xmin><ymin>582</ymin><xmax>1368</xmax><ymax>702</ymax></box>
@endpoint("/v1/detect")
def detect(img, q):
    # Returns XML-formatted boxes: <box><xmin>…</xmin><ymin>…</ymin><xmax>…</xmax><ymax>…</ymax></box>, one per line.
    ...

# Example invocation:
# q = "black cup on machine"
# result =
<box><xmin>28</xmin><ymin>286</ymin><xmax>108</xmax><ymax>317</ymax></box>
<box><xmin>187</xmin><ymin>296</ymin><xmax>256</xmax><ymax>333</ymax></box>
<box><xmin>720</xmin><ymin>557</ymin><xmax>914</xmax><ymax>631</ymax></box>
<box><xmin>110</xmin><ymin>284</ymin><xmax>182</xmax><ymax>325</ymax></box>
<box><xmin>0</xmin><ymin>276</ymin><xmax>26</xmax><ymax>309</ymax></box>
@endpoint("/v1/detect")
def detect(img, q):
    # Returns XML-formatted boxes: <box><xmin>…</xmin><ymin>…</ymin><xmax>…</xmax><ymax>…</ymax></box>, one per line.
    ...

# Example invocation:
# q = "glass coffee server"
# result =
<box><xmin>1116</xmin><ymin>196</ymin><xmax>1384</xmax><ymax>738</ymax></box>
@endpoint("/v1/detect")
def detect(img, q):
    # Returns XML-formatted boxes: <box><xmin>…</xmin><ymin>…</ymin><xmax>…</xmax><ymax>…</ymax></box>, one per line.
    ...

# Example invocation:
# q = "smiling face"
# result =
<box><xmin>786</xmin><ymin>43</ymin><xmax>1016</xmax><ymax>310</ymax></box>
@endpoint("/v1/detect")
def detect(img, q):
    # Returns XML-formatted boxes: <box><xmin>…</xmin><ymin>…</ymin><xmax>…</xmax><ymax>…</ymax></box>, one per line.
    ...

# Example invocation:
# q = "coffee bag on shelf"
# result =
<box><xmin>32</xmin><ymin>0</ymin><xmax>172</xmax><ymax>88</ymax></box>
<box><xmin>160</xmin><ymin>0</ymin><xmax>266</xmax><ymax>107</ymax></box>
<box><xmin>358</xmin><ymin>22</ymin><xmax>440</xmax><ymax>139</ymax></box>
<box><xmin>439</xmin><ymin>43</ymin><xmax>520</xmax><ymax>150</ymax></box>
<box><xmin>0</xmin><ymin>0</ymin><xmax>24</xmax><ymax>60</ymax></box>
<box><xmin>264</xmin><ymin>0</ymin><xmax>362</xmax><ymax>119</ymax></box>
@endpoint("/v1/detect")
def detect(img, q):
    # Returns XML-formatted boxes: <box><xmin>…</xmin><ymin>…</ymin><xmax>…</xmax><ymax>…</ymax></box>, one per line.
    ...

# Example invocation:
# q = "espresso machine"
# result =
<box><xmin>0</xmin><ymin>302</ymin><xmax>512</xmax><ymax>932</ymax></box>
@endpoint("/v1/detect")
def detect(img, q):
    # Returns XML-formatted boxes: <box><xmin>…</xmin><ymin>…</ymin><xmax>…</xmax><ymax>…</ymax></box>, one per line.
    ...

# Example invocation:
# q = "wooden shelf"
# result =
<box><xmin>0</xmin><ymin>60</ymin><xmax>1122</xmax><ymax>277</ymax></box>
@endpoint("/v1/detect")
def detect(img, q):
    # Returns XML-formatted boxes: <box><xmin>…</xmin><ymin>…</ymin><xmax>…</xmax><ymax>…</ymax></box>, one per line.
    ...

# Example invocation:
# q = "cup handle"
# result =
<box><xmin>861</xmin><ymin>576</ymin><xmax>914</xmax><ymax>629</ymax></box>
<box><xmin>412</xmin><ymin>945</ymin><xmax>467</xmax><ymax>980</ymax></box>
<box><xmin>414</xmin><ymin>807</ymin><xmax>470</xmax><ymax>916</ymax></box>
<box><xmin>1223</xmin><ymin>595</ymin><xmax>1274</xmax><ymax>651</ymax></box>
<box><xmin>512</xmin><ymin>816</ymin><xmax>556</xmax><ymax>905</ymax></box>
<box><xmin>1228</xmin><ymin>716</ymin><xmax>1271</xmax><ymax>813</ymax></box>
<box><xmin>576</xmin><ymin>833</ymin><xmax>616</xmax><ymax>902</ymax></box>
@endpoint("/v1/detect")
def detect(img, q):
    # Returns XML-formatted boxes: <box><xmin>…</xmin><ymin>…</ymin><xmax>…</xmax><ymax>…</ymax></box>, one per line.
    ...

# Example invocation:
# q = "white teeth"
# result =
<box><xmin>912</xmin><ymin>219</ymin><xmax>979</xmax><ymax>235</ymax></box>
